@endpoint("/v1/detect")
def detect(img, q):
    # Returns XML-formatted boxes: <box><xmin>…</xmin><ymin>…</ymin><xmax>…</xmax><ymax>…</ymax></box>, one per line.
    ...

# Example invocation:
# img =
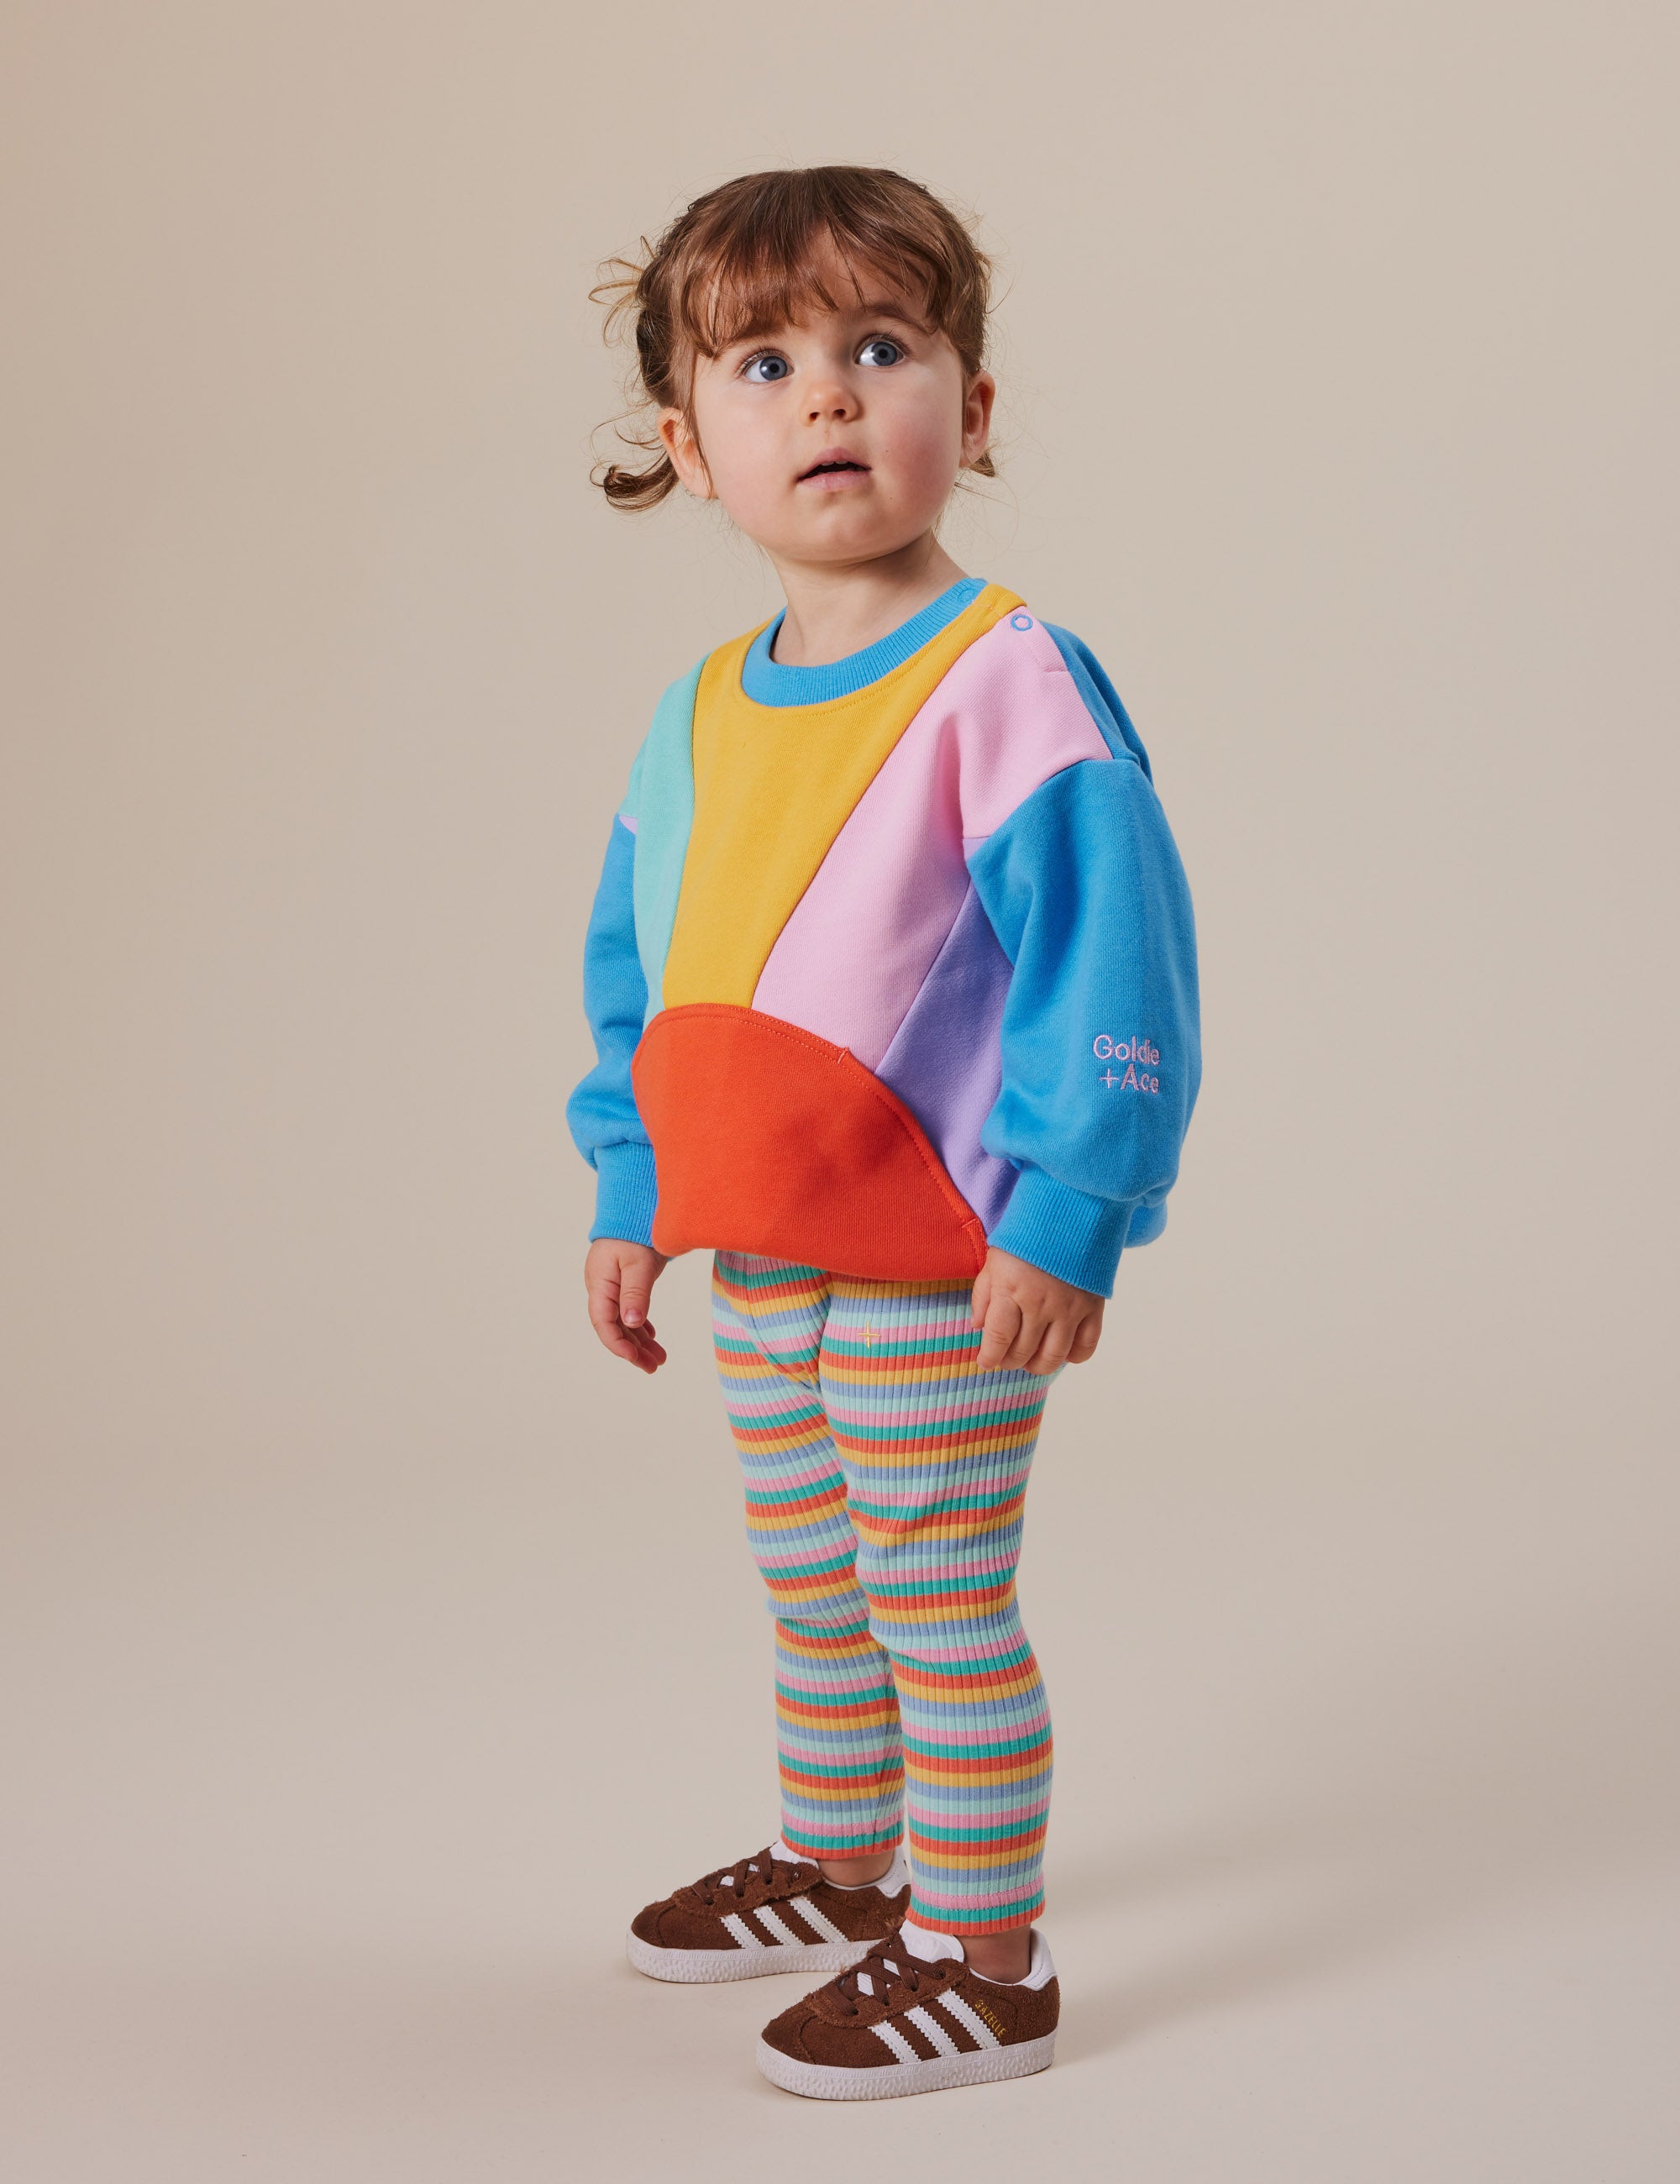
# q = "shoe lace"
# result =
<box><xmin>692</xmin><ymin>1845</ymin><xmax>797</xmax><ymax>1908</ymax></box>
<box><xmin>831</xmin><ymin>1929</ymin><xmax>957</xmax><ymax>2019</ymax></box>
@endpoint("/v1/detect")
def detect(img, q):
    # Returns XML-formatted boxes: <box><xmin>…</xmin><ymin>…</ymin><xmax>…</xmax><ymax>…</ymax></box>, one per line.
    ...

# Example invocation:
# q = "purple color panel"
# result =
<box><xmin>875</xmin><ymin>880</ymin><xmax>1021</xmax><ymax>1231</ymax></box>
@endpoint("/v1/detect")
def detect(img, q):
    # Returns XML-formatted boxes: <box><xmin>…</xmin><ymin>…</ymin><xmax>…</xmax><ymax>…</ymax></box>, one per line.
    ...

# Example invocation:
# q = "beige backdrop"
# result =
<box><xmin>3</xmin><ymin>3</ymin><xmax>1677</xmax><ymax>2177</ymax></box>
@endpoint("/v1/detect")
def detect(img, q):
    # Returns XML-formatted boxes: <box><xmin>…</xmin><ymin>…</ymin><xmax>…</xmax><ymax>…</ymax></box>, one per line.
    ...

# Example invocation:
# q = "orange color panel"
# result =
<box><xmin>632</xmin><ymin>1004</ymin><xmax>989</xmax><ymax>1281</ymax></box>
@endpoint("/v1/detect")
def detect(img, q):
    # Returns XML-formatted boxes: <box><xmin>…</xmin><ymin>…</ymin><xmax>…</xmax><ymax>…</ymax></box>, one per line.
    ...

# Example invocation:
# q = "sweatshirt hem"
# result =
<box><xmin>588</xmin><ymin>1138</ymin><xmax>659</xmax><ymax>1248</ymax></box>
<box><xmin>985</xmin><ymin>1168</ymin><xmax>1147</xmax><ymax>1299</ymax></box>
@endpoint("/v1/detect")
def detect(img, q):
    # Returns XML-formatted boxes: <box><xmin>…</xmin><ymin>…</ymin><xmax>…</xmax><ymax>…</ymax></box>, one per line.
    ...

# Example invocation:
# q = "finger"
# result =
<box><xmin>587</xmin><ymin>1282</ymin><xmax>627</xmax><ymax>1346</ymax></box>
<box><xmin>619</xmin><ymin>1278</ymin><xmax>654</xmax><ymax>1329</ymax></box>
<box><xmin>1067</xmin><ymin>1310</ymin><xmax>1103</xmax><ymax>1364</ymax></box>
<box><xmin>969</xmin><ymin>1266</ymin><xmax>991</xmax><ymax>1331</ymax></box>
<box><xmin>1024</xmin><ymin>1318</ymin><xmax>1077</xmax><ymax>1375</ymax></box>
<box><xmin>615</xmin><ymin>1325</ymin><xmax>667</xmax><ymax>1371</ymax></box>
<box><xmin>975</xmin><ymin>1293</ymin><xmax>1022</xmax><ymax>1373</ymax></box>
<box><xmin>587</xmin><ymin>1280</ymin><xmax>653</xmax><ymax>1366</ymax></box>
<box><xmin>1005</xmin><ymin>1311</ymin><xmax>1048</xmax><ymax>1371</ymax></box>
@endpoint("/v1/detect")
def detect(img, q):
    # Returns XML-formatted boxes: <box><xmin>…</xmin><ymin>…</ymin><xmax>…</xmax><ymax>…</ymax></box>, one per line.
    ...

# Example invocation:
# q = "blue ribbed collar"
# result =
<box><xmin>740</xmin><ymin>576</ymin><xmax>988</xmax><ymax>706</ymax></box>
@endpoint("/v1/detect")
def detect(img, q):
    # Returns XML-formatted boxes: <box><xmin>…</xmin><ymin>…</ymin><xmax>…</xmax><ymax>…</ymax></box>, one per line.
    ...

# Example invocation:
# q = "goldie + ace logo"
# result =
<box><xmin>1094</xmin><ymin>1033</ymin><xmax>1160</xmax><ymax>1095</ymax></box>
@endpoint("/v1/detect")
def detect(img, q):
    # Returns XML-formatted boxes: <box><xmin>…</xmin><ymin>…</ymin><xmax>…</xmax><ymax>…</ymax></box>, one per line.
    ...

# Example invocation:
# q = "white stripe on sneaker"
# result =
<box><xmin>721</xmin><ymin>1913</ymin><xmax>764</xmax><ymax>1950</ymax></box>
<box><xmin>905</xmin><ymin>2005</ymin><xmax>962</xmax><ymax>2058</ymax></box>
<box><xmin>870</xmin><ymin>2023</ymin><xmax>921</xmax><ymax>2065</ymax></box>
<box><xmin>784</xmin><ymin>1896</ymin><xmax>848</xmax><ymax>1945</ymax></box>
<box><xmin>753</xmin><ymin>1907</ymin><xmax>803</xmax><ymax>1946</ymax></box>
<box><xmin>935</xmin><ymin>1992</ymin><xmax>1000</xmax><ymax>2049</ymax></box>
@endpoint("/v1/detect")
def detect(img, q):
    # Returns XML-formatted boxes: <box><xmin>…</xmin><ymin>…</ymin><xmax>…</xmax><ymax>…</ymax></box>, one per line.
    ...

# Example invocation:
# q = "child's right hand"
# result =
<box><xmin>584</xmin><ymin>1237</ymin><xmax>671</xmax><ymax>1373</ymax></box>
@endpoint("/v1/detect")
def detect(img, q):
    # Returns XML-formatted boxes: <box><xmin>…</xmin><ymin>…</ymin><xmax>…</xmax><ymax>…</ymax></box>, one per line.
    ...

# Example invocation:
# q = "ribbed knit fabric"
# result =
<box><xmin>711</xmin><ymin>1248</ymin><xmax>1058</xmax><ymax>1935</ymax></box>
<box><xmin>739</xmin><ymin>575</ymin><xmax>986</xmax><ymax>704</ymax></box>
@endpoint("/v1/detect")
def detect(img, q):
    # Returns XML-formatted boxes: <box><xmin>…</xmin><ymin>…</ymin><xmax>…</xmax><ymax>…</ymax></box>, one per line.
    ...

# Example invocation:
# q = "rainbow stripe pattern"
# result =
<box><xmin>712</xmin><ymin>1247</ymin><xmax>1058</xmax><ymax>1935</ymax></box>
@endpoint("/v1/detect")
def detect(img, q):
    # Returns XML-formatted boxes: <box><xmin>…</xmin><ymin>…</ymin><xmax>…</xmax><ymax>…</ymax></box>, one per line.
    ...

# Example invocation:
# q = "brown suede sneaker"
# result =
<box><xmin>627</xmin><ymin>1839</ymin><xmax>911</xmax><ymax>1984</ymax></box>
<box><xmin>757</xmin><ymin>1917</ymin><xmax>1059</xmax><ymax>2098</ymax></box>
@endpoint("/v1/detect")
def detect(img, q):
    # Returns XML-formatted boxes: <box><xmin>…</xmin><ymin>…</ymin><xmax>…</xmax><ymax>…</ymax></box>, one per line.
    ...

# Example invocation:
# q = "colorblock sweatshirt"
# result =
<box><xmin>565</xmin><ymin>576</ymin><xmax>1201</xmax><ymax>1299</ymax></box>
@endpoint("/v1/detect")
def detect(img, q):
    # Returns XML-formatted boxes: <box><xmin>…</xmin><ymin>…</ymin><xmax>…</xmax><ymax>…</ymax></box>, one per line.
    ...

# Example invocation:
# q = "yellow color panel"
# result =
<box><xmin>661</xmin><ymin>585</ymin><xmax>1023</xmax><ymax>1009</ymax></box>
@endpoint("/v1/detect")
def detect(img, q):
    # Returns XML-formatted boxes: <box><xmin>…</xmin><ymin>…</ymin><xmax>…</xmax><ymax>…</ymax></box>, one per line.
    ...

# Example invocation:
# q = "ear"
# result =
<box><xmin>960</xmin><ymin>371</ymin><xmax>997</xmax><ymax>471</ymax></box>
<box><xmin>657</xmin><ymin>407</ymin><xmax>714</xmax><ymax>500</ymax></box>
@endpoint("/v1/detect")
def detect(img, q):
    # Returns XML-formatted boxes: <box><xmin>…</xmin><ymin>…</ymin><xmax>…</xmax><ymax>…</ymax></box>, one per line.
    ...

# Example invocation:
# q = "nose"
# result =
<box><xmin>804</xmin><ymin>370</ymin><xmax>858</xmax><ymax>423</ymax></box>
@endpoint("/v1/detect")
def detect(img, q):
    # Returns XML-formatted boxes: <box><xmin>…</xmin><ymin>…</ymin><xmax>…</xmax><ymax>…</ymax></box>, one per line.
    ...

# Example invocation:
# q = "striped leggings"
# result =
<box><xmin>710</xmin><ymin>1249</ymin><xmax>1062</xmax><ymax>1935</ymax></box>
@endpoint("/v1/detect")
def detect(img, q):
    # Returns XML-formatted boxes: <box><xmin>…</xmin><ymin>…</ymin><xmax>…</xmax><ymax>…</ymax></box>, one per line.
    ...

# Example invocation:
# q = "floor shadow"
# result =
<box><xmin>1045</xmin><ymin>1576</ymin><xmax>1680</xmax><ymax>2061</ymax></box>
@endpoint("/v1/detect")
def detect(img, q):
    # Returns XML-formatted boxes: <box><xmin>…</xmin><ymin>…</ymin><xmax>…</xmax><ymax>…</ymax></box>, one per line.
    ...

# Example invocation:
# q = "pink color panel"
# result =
<box><xmin>751</xmin><ymin>612</ymin><xmax>1111</xmax><ymax>1068</ymax></box>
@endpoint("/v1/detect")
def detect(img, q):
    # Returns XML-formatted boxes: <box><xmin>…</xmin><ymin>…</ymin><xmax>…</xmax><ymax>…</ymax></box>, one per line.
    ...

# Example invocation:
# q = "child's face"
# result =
<box><xmin>658</xmin><ymin>243</ymin><xmax>995</xmax><ymax>569</ymax></box>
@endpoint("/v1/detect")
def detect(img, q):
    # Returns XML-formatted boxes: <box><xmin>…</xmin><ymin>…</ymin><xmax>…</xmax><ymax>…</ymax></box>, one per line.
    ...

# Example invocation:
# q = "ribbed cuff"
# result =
<box><xmin>985</xmin><ymin>1167</ymin><xmax>1148</xmax><ymax>1299</ymax></box>
<box><xmin>587</xmin><ymin>1138</ymin><xmax>659</xmax><ymax>1247</ymax></box>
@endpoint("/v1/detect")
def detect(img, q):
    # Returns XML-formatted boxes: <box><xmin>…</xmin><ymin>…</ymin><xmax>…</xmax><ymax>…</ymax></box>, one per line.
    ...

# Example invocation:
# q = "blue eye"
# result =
<box><xmin>742</xmin><ymin>352</ymin><xmax>791</xmax><ymax>382</ymax></box>
<box><xmin>858</xmin><ymin>337</ymin><xmax>905</xmax><ymax>367</ymax></box>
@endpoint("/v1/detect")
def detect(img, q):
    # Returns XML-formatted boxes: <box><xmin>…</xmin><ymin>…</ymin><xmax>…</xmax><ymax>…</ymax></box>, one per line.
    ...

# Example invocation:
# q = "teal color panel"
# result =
<box><xmin>632</xmin><ymin>659</ymin><xmax>701</xmax><ymax>1028</ymax></box>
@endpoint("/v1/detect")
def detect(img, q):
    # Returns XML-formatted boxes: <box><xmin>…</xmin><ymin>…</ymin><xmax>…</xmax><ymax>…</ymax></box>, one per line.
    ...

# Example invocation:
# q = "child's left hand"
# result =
<box><xmin>970</xmin><ymin>1247</ymin><xmax>1105</xmax><ymax>1375</ymax></box>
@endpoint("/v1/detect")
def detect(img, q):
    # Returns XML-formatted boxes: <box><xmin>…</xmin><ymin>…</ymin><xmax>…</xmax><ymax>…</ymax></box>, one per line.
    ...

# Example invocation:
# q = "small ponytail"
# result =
<box><xmin>589</xmin><ymin>250</ymin><xmax>689</xmax><ymax>508</ymax></box>
<box><xmin>595</xmin><ymin>449</ymin><xmax>682</xmax><ymax>510</ymax></box>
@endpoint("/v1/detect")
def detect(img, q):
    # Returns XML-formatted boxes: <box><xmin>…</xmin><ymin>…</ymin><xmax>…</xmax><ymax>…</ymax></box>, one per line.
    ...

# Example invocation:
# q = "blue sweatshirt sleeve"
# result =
<box><xmin>966</xmin><ymin>712</ymin><xmax>1201</xmax><ymax>1299</ymax></box>
<box><xmin>564</xmin><ymin>762</ymin><xmax>660</xmax><ymax>1247</ymax></box>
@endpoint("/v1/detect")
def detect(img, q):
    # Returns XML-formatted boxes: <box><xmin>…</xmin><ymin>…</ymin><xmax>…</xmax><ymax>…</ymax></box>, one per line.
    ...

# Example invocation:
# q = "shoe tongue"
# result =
<box><xmin>897</xmin><ymin>1918</ymin><xmax>965</xmax><ymax>1966</ymax></box>
<box><xmin>765</xmin><ymin>1838</ymin><xmax>805</xmax><ymax>1867</ymax></box>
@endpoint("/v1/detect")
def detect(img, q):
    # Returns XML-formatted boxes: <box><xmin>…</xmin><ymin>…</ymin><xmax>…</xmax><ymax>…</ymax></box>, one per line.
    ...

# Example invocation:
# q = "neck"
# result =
<box><xmin>767</xmin><ymin>534</ymin><xmax>969</xmax><ymax>668</ymax></box>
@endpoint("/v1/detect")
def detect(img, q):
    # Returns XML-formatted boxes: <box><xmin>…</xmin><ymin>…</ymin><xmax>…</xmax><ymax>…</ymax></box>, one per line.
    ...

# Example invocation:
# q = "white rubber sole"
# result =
<box><xmin>757</xmin><ymin>2029</ymin><xmax>1057</xmax><ymax>2100</ymax></box>
<box><xmin>626</xmin><ymin>1929</ymin><xmax>876</xmax><ymax>1984</ymax></box>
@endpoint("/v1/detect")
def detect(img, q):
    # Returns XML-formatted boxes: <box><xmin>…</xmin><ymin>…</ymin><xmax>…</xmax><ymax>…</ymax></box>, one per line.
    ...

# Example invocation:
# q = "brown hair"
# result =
<box><xmin>591</xmin><ymin>165</ymin><xmax>998</xmax><ymax>511</ymax></box>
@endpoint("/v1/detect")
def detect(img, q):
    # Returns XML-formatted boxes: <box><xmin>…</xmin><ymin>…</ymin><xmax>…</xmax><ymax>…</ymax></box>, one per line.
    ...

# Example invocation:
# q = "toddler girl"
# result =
<box><xmin>566</xmin><ymin>165</ymin><xmax>1200</xmax><ymax>2099</ymax></box>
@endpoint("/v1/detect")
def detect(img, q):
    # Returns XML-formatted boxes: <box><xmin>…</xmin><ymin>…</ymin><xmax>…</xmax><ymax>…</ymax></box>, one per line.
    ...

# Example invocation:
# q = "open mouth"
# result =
<box><xmin>797</xmin><ymin>457</ymin><xmax>870</xmax><ymax>482</ymax></box>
